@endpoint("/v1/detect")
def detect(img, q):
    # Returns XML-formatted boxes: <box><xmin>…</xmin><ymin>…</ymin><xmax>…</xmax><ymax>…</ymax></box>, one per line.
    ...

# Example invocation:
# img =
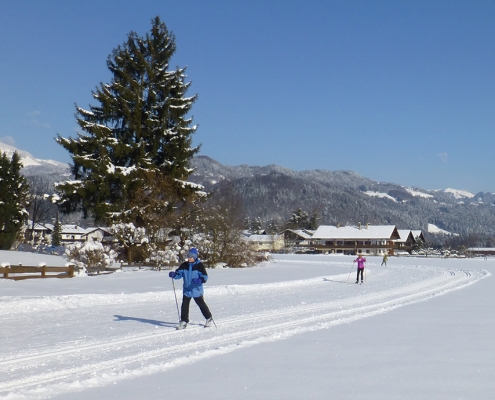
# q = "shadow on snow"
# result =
<box><xmin>114</xmin><ymin>315</ymin><xmax>177</xmax><ymax>327</ymax></box>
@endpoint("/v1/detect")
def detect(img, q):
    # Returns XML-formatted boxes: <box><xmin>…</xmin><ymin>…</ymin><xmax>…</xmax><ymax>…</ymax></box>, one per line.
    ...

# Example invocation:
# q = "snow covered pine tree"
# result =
<box><xmin>55</xmin><ymin>17</ymin><xmax>203</xmax><ymax>239</ymax></box>
<box><xmin>0</xmin><ymin>151</ymin><xmax>29</xmax><ymax>250</ymax></box>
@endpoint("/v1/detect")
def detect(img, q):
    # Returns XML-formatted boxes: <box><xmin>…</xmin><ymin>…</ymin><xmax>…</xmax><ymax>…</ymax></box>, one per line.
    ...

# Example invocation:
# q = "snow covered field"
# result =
<box><xmin>0</xmin><ymin>251</ymin><xmax>494</xmax><ymax>399</ymax></box>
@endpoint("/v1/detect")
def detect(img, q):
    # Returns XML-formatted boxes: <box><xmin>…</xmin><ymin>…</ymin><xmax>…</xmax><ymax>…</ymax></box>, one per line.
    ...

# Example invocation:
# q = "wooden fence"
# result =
<box><xmin>0</xmin><ymin>263</ymin><xmax>76</xmax><ymax>280</ymax></box>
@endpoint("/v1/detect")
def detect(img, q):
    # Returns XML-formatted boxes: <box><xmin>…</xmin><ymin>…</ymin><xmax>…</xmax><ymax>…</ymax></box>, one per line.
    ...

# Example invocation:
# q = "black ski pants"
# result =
<box><xmin>181</xmin><ymin>295</ymin><xmax>212</xmax><ymax>323</ymax></box>
<box><xmin>356</xmin><ymin>268</ymin><xmax>364</xmax><ymax>282</ymax></box>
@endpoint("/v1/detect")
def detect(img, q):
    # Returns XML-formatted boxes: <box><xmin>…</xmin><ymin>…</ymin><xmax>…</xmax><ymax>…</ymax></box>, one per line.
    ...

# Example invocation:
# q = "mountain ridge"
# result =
<box><xmin>189</xmin><ymin>156</ymin><xmax>495</xmax><ymax>237</ymax></box>
<box><xmin>0</xmin><ymin>141</ymin><xmax>69</xmax><ymax>176</ymax></box>
<box><xmin>3</xmin><ymin>143</ymin><xmax>494</xmax><ymax>237</ymax></box>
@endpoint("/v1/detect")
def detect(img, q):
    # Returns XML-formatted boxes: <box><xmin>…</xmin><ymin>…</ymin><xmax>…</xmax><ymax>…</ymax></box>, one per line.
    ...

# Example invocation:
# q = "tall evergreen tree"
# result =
<box><xmin>267</xmin><ymin>219</ymin><xmax>279</xmax><ymax>234</ymax></box>
<box><xmin>287</xmin><ymin>208</ymin><xmax>309</xmax><ymax>229</ymax></box>
<box><xmin>56</xmin><ymin>16</ymin><xmax>201</xmax><ymax>228</ymax></box>
<box><xmin>308</xmin><ymin>212</ymin><xmax>319</xmax><ymax>230</ymax></box>
<box><xmin>0</xmin><ymin>151</ymin><xmax>29</xmax><ymax>249</ymax></box>
<box><xmin>51</xmin><ymin>212</ymin><xmax>62</xmax><ymax>247</ymax></box>
<box><xmin>249</xmin><ymin>217</ymin><xmax>263</xmax><ymax>234</ymax></box>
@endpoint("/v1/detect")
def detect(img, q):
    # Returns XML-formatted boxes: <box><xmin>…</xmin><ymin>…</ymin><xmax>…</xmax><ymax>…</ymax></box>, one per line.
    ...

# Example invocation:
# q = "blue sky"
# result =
<box><xmin>0</xmin><ymin>1</ymin><xmax>494</xmax><ymax>193</ymax></box>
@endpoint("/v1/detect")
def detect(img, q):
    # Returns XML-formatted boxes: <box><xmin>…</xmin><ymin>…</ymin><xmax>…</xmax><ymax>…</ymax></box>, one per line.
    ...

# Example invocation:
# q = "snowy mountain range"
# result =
<box><xmin>0</xmin><ymin>141</ymin><xmax>69</xmax><ymax>176</ymax></box>
<box><xmin>189</xmin><ymin>156</ymin><xmax>495</xmax><ymax>237</ymax></box>
<box><xmin>3</xmin><ymin>142</ymin><xmax>494</xmax><ymax>237</ymax></box>
<box><xmin>189</xmin><ymin>156</ymin><xmax>481</xmax><ymax>202</ymax></box>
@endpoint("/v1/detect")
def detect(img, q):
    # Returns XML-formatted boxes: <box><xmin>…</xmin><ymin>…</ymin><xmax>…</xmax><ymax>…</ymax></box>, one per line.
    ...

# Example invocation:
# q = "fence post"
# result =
<box><xmin>4</xmin><ymin>265</ymin><xmax>9</xmax><ymax>279</ymax></box>
<box><xmin>68</xmin><ymin>264</ymin><xmax>74</xmax><ymax>278</ymax></box>
<box><xmin>41</xmin><ymin>265</ymin><xmax>46</xmax><ymax>278</ymax></box>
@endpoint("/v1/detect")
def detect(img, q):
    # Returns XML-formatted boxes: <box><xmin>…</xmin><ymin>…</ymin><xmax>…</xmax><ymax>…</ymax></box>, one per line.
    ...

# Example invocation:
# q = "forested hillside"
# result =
<box><xmin>190</xmin><ymin>156</ymin><xmax>495</xmax><ymax>236</ymax></box>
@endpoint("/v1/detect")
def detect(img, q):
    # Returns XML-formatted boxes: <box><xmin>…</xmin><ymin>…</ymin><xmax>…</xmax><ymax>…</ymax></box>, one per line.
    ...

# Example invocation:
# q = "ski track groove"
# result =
<box><xmin>0</xmin><ymin>267</ymin><xmax>487</xmax><ymax>399</ymax></box>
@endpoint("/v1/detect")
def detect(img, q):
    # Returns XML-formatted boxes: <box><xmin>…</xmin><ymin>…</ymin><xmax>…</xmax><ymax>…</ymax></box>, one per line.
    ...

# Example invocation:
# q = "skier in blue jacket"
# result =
<box><xmin>169</xmin><ymin>248</ymin><xmax>213</xmax><ymax>329</ymax></box>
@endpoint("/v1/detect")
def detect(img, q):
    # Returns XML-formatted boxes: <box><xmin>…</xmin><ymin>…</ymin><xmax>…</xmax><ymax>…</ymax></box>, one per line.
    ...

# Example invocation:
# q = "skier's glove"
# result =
<box><xmin>169</xmin><ymin>271</ymin><xmax>176</xmax><ymax>278</ymax></box>
<box><xmin>192</xmin><ymin>278</ymin><xmax>202</xmax><ymax>285</ymax></box>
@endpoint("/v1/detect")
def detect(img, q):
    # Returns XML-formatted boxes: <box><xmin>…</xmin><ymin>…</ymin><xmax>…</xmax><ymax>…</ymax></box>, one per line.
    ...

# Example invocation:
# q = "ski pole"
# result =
<box><xmin>211</xmin><ymin>317</ymin><xmax>218</xmax><ymax>329</ymax></box>
<box><xmin>171</xmin><ymin>277</ymin><xmax>180</xmax><ymax>321</ymax></box>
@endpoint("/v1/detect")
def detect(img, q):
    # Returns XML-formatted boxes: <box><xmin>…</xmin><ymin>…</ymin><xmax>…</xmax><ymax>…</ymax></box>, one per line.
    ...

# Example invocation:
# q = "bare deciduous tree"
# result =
<box><xmin>26</xmin><ymin>175</ymin><xmax>57</xmax><ymax>244</ymax></box>
<box><xmin>200</xmin><ymin>184</ymin><xmax>256</xmax><ymax>267</ymax></box>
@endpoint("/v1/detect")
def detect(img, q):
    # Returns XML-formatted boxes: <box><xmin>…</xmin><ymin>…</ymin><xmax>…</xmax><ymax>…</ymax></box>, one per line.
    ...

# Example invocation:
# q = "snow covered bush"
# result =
<box><xmin>65</xmin><ymin>241</ymin><xmax>118</xmax><ymax>274</ymax></box>
<box><xmin>110</xmin><ymin>223</ymin><xmax>151</xmax><ymax>263</ymax></box>
<box><xmin>145</xmin><ymin>234</ymin><xmax>205</xmax><ymax>268</ymax></box>
<box><xmin>146</xmin><ymin>248</ymin><xmax>180</xmax><ymax>267</ymax></box>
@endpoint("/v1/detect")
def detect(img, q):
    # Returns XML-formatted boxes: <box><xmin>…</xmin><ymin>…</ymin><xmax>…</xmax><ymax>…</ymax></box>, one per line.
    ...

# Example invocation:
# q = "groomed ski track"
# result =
<box><xmin>0</xmin><ymin>261</ymin><xmax>488</xmax><ymax>399</ymax></box>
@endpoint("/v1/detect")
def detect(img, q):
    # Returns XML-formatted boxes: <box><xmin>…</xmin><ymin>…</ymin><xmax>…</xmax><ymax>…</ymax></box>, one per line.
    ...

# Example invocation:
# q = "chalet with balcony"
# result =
<box><xmin>394</xmin><ymin>229</ymin><xmax>425</xmax><ymax>254</ymax></box>
<box><xmin>311</xmin><ymin>224</ymin><xmax>401</xmax><ymax>255</ymax></box>
<box><xmin>395</xmin><ymin>230</ymin><xmax>415</xmax><ymax>253</ymax></box>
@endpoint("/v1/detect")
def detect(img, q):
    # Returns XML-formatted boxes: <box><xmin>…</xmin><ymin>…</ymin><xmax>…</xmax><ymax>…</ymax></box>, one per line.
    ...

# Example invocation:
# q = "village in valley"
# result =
<box><xmin>25</xmin><ymin>219</ymin><xmax>477</xmax><ymax>262</ymax></box>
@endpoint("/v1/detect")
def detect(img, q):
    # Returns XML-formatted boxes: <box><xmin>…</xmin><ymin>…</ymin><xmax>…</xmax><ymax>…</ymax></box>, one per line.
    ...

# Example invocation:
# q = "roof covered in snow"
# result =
<box><xmin>312</xmin><ymin>225</ymin><xmax>400</xmax><ymax>240</ymax></box>
<box><xmin>411</xmin><ymin>230</ymin><xmax>425</xmax><ymax>240</ymax></box>
<box><xmin>61</xmin><ymin>225</ymin><xmax>88</xmax><ymax>234</ymax></box>
<box><xmin>396</xmin><ymin>230</ymin><xmax>413</xmax><ymax>243</ymax></box>
<box><xmin>283</xmin><ymin>229</ymin><xmax>314</xmax><ymax>239</ymax></box>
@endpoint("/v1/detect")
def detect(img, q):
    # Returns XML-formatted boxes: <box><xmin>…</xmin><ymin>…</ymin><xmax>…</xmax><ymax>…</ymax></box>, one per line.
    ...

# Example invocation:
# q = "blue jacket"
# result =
<box><xmin>173</xmin><ymin>259</ymin><xmax>208</xmax><ymax>298</ymax></box>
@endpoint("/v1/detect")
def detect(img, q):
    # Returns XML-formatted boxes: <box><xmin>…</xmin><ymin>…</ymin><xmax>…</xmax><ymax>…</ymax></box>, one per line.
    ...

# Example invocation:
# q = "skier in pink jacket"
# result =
<box><xmin>354</xmin><ymin>254</ymin><xmax>366</xmax><ymax>284</ymax></box>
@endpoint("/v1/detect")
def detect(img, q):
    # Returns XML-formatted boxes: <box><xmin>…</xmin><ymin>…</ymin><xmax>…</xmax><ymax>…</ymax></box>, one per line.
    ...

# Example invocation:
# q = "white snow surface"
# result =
<box><xmin>444</xmin><ymin>188</ymin><xmax>475</xmax><ymax>199</ymax></box>
<box><xmin>364</xmin><ymin>191</ymin><xmax>397</xmax><ymax>202</ymax></box>
<box><xmin>405</xmin><ymin>187</ymin><xmax>434</xmax><ymax>198</ymax></box>
<box><xmin>0</xmin><ymin>251</ymin><xmax>494</xmax><ymax>399</ymax></box>
<box><xmin>427</xmin><ymin>223</ymin><xmax>455</xmax><ymax>235</ymax></box>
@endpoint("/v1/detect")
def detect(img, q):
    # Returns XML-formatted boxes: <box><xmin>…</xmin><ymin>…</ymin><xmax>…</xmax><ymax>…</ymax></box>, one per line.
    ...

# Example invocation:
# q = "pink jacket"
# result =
<box><xmin>354</xmin><ymin>257</ymin><xmax>366</xmax><ymax>269</ymax></box>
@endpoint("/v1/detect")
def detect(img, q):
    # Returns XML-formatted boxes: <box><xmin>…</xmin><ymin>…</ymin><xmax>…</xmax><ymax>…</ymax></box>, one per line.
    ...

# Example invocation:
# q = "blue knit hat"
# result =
<box><xmin>187</xmin><ymin>248</ymin><xmax>198</xmax><ymax>260</ymax></box>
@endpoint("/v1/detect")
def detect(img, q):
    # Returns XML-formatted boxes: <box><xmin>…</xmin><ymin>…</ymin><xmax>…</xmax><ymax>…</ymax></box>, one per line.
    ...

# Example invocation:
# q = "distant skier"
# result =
<box><xmin>354</xmin><ymin>254</ymin><xmax>366</xmax><ymax>283</ymax></box>
<box><xmin>381</xmin><ymin>253</ymin><xmax>388</xmax><ymax>266</ymax></box>
<box><xmin>169</xmin><ymin>248</ymin><xmax>213</xmax><ymax>329</ymax></box>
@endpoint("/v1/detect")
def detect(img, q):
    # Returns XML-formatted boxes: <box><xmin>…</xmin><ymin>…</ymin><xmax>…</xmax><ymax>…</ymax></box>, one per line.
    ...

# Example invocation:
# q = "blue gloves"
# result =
<box><xmin>169</xmin><ymin>271</ymin><xmax>201</xmax><ymax>284</ymax></box>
